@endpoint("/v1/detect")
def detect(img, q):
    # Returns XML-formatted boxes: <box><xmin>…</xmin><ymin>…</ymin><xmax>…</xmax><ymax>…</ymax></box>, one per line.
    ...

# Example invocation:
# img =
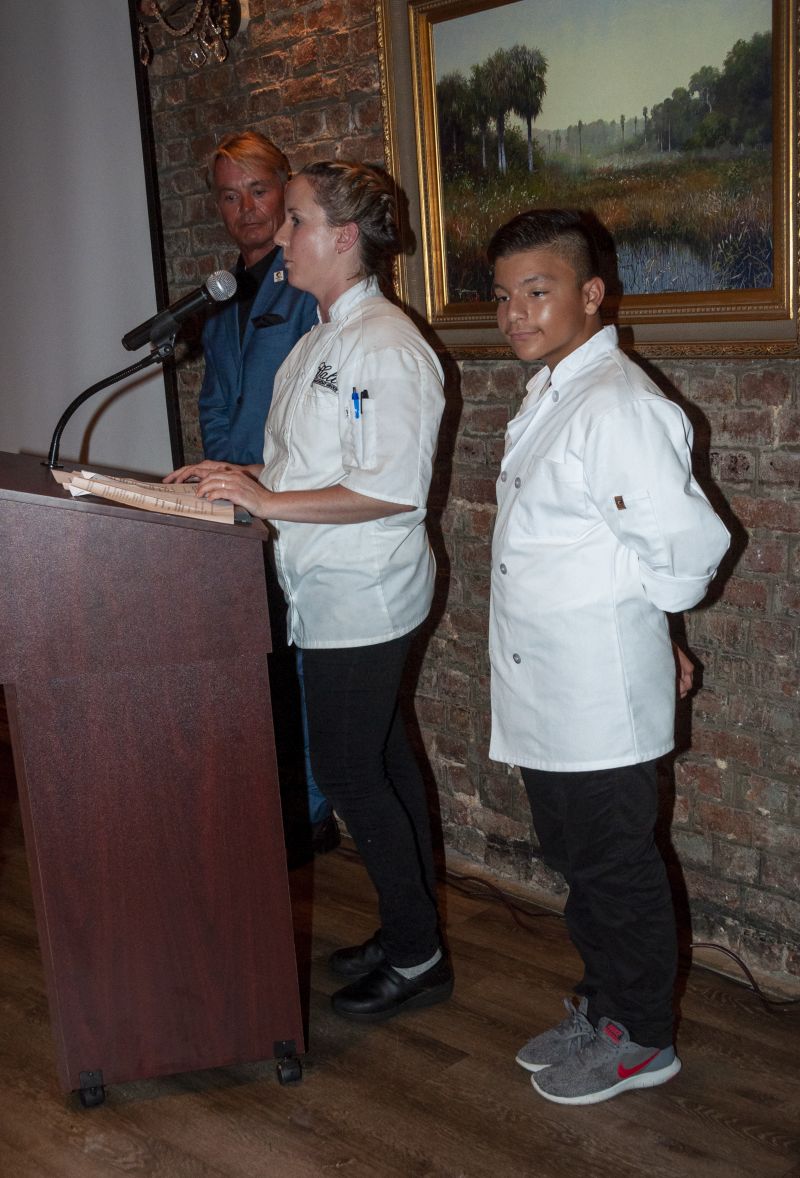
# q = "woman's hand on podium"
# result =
<box><xmin>164</xmin><ymin>460</ymin><xmax>272</xmax><ymax>518</ymax></box>
<box><xmin>163</xmin><ymin>459</ymin><xmax>263</xmax><ymax>485</ymax></box>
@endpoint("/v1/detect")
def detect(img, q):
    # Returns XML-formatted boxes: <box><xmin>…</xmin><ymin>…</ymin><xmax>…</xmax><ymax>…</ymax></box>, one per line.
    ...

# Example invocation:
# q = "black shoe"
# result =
<box><xmin>329</xmin><ymin>933</ymin><xmax>387</xmax><ymax>979</ymax></box>
<box><xmin>311</xmin><ymin>813</ymin><xmax>341</xmax><ymax>855</ymax></box>
<box><xmin>331</xmin><ymin>958</ymin><xmax>454</xmax><ymax>1023</ymax></box>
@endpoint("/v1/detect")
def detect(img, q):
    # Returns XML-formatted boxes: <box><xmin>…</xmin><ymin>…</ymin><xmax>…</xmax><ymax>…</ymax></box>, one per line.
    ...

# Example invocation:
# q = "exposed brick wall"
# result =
<box><xmin>143</xmin><ymin>2</ymin><xmax>799</xmax><ymax>992</ymax></box>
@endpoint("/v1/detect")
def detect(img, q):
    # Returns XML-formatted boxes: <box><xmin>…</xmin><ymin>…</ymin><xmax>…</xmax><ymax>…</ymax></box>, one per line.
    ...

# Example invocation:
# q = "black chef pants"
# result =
<box><xmin>520</xmin><ymin>759</ymin><xmax>677</xmax><ymax>1048</ymax></box>
<box><xmin>301</xmin><ymin>630</ymin><xmax>440</xmax><ymax>968</ymax></box>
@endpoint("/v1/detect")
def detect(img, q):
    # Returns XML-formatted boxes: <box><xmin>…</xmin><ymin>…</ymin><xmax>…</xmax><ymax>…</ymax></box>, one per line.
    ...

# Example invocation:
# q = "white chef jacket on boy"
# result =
<box><xmin>489</xmin><ymin>326</ymin><xmax>730</xmax><ymax>772</ymax></box>
<box><xmin>261</xmin><ymin>277</ymin><xmax>445</xmax><ymax>649</ymax></box>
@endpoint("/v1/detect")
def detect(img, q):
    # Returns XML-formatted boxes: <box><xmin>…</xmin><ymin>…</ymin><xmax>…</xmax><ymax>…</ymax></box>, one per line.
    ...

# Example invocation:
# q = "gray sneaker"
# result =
<box><xmin>515</xmin><ymin>997</ymin><xmax>595</xmax><ymax>1073</ymax></box>
<box><xmin>532</xmin><ymin>1017</ymin><xmax>681</xmax><ymax>1105</ymax></box>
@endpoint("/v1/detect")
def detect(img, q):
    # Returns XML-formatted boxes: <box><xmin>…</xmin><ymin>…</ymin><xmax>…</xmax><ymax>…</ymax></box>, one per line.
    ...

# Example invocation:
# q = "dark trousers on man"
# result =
<box><xmin>520</xmin><ymin>759</ymin><xmax>677</xmax><ymax>1048</ymax></box>
<box><xmin>301</xmin><ymin>631</ymin><xmax>440</xmax><ymax>968</ymax></box>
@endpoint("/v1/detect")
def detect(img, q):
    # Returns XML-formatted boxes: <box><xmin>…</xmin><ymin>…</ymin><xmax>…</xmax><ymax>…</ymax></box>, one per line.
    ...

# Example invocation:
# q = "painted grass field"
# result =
<box><xmin>442</xmin><ymin>150</ymin><xmax>773</xmax><ymax>301</ymax></box>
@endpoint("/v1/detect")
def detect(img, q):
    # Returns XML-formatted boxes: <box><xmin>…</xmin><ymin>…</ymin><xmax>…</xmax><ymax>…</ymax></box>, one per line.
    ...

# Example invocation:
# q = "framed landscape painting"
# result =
<box><xmin>376</xmin><ymin>0</ymin><xmax>798</xmax><ymax>356</ymax></box>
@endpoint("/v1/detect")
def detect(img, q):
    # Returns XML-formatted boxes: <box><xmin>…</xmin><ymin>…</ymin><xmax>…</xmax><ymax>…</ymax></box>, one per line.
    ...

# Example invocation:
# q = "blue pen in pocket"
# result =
<box><xmin>351</xmin><ymin>387</ymin><xmax>360</xmax><ymax>420</ymax></box>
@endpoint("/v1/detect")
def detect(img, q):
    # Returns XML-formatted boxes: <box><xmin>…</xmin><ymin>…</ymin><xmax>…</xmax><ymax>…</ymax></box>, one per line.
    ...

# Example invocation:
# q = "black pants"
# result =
<box><xmin>521</xmin><ymin>760</ymin><xmax>677</xmax><ymax>1048</ymax></box>
<box><xmin>301</xmin><ymin>631</ymin><xmax>440</xmax><ymax>968</ymax></box>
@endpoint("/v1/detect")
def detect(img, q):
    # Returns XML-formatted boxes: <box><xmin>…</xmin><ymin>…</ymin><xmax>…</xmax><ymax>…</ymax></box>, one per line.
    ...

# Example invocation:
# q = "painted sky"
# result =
<box><xmin>433</xmin><ymin>0</ymin><xmax>772</xmax><ymax>130</ymax></box>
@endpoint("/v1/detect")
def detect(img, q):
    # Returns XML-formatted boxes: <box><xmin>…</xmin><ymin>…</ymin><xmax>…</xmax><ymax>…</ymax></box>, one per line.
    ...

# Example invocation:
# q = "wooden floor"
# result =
<box><xmin>0</xmin><ymin>733</ymin><xmax>798</xmax><ymax>1177</ymax></box>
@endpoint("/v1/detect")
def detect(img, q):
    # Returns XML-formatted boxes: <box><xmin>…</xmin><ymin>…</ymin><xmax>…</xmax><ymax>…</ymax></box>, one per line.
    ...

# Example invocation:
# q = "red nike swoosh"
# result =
<box><xmin>618</xmin><ymin>1051</ymin><xmax>660</xmax><ymax>1080</ymax></box>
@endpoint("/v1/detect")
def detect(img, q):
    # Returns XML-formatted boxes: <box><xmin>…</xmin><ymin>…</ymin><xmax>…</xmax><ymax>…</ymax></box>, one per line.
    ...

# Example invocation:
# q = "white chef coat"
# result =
<box><xmin>261</xmin><ymin>277</ymin><xmax>445</xmax><ymax>648</ymax></box>
<box><xmin>489</xmin><ymin>326</ymin><xmax>730</xmax><ymax>771</ymax></box>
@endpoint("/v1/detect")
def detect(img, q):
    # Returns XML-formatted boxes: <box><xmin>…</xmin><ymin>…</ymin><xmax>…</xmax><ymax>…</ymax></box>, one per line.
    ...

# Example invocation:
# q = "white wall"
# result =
<box><xmin>0</xmin><ymin>1</ymin><xmax>173</xmax><ymax>477</ymax></box>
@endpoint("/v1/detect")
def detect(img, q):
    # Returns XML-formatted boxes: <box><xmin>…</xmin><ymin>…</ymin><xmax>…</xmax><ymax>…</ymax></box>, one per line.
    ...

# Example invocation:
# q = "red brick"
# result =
<box><xmin>305</xmin><ymin>1</ymin><xmax>347</xmax><ymax>32</ymax></box>
<box><xmin>760</xmin><ymin>854</ymin><xmax>800</xmax><ymax>893</ymax></box>
<box><xmin>456</xmin><ymin>436</ymin><xmax>487</xmax><ymax>465</ymax></box>
<box><xmin>352</xmin><ymin>23</ymin><xmax>378</xmax><ymax>56</ymax></box>
<box><xmin>324</xmin><ymin>104</ymin><xmax>354</xmax><ymax>139</ymax></box>
<box><xmin>748</xmin><ymin>618</ymin><xmax>796</xmax><ymax>655</ymax></box>
<box><xmin>752</xmin><ymin>816</ymin><xmax>800</xmax><ymax>853</ymax></box>
<box><xmin>341</xmin><ymin>62</ymin><xmax>380</xmax><ymax>94</ymax></box>
<box><xmin>749</xmin><ymin>772</ymin><xmax>791</xmax><ymax>810</ymax></box>
<box><xmin>722</xmin><ymin>577</ymin><xmax>768</xmax><ymax>611</ymax></box>
<box><xmin>491</xmin><ymin>363</ymin><xmax>527</xmax><ymax>397</ymax></box>
<box><xmin>709</xmin><ymin>407</ymin><xmax>774</xmax><ymax>444</ymax></box>
<box><xmin>170</xmin><ymin>255</ymin><xmax>202</xmax><ymax>284</ymax></box>
<box><xmin>190</xmin><ymin>225</ymin><xmax>233</xmax><ymax>253</ymax></box>
<box><xmin>321</xmin><ymin>33</ymin><xmax>351</xmax><ymax>67</ymax></box>
<box><xmin>740</xmin><ymin>539</ymin><xmax>787</xmax><ymax>575</ymax></box>
<box><xmin>415</xmin><ymin>696</ymin><xmax>444</xmax><ymax>726</ymax></box>
<box><xmin>730</xmin><ymin>495</ymin><xmax>800</xmax><ymax>533</ymax></box>
<box><xmin>775</xmin><ymin>583</ymin><xmax>800</xmax><ymax>617</ymax></box>
<box><xmin>682</xmin><ymin>866</ymin><xmax>741</xmax><ymax>908</ymax></box>
<box><xmin>743</xmin><ymin>889</ymin><xmax>800</xmax><ymax>933</ymax></box>
<box><xmin>250</xmin><ymin>10</ymin><xmax>305</xmax><ymax>42</ymax></box>
<box><xmin>453</xmin><ymin>474</ymin><xmax>499</xmax><ymax>503</ymax></box>
<box><xmin>291</xmin><ymin>38</ymin><xmax>318</xmax><ymax>72</ymax></box>
<box><xmin>760</xmin><ymin>450</ymin><xmax>800</xmax><ymax>489</ymax></box>
<box><xmin>709</xmin><ymin>450</ymin><xmax>754</xmax><ymax>484</ymax></box>
<box><xmin>445</xmin><ymin>762</ymin><xmax>479</xmax><ymax>798</ymax></box>
<box><xmin>672</xmin><ymin>793</ymin><xmax>690</xmax><ymax>826</ymax></box>
<box><xmin>264</xmin><ymin>116</ymin><xmax>294</xmax><ymax>147</ymax></box>
<box><xmin>753</xmin><ymin>658</ymin><xmax>800</xmax><ymax>698</ymax></box>
<box><xmin>285</xmin><ymin>73</ymin><xmax>341</xmax><ymax>106</ymax></box>
<box><xmin>739</xmin><ymin>367</ymin><xmax>792</xmax><ymax>406</ymax></box>
<box><xmin>354</xmin><ymin>95</ymin><xmax>382</xmax><ymax>131</ymax></box>
<box><xmin>687</xmin><ymin>610</ymin><xmax>749</xmax><ymax>652</ymax></box>
<box><xmin>460</xmin><ymin>364</ymin><xmax>495</xmax><ymax>402</ymax></box>
<box><xmin>462</xmin><ymin>404</ymin><xmax>510</xmax><ymax>435</ymax></box>
<box><xmin>462</xmin><ymin>506</ymin><xmax>496</xmax><ymax>539</ymax></box>
<box><xmin>714</xmin><ymin>842</ymin><xmax>760</xmax><ymax>883</ymax></box>
<box><xmin>690</xmin><ymin>727</ymin><xmax>762</xmax><ymax>770</ymax></box>
<box><xmin>675</xmin><ymin>759</ymin><xmax>723</xmax><ymax>798</ymax></box>
<box><xmin>777</xmin><ymin>409</ymin><xmax>800</xmax><ymax>444</ymax></box>
<box><xmin>295</xmin><ymin>109</ymin><xmax>326</xmax><ymax>139</ymax></box>
<box><xmin>689</xmin><ymin>372</ymin><xmax>736</xmax><ymax>405</ymax></box>
<box><xmin>246</xmin><ymin>87</ymin><xmax>282</xmax><ymax>120</ymax></box>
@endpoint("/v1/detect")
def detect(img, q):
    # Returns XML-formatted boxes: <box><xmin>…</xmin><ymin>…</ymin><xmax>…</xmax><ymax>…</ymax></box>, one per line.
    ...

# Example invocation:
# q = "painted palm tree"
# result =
<box><xmin>482</xmin><ymin>46</ymin><xmax>514</xmax><ymax>173</ymax></box>
<box><xmin>470</xmin><ymin>61</ymin><xmax>493</xmax><ymax>171</ymax></box>
<box><xmin>507</xmin><ymin>44</ymin><xmax>548</xmax><ymax>173</ymax></box>
<box><xmin>437</xmin><ymin>70</ymin><xmax>473</xmax><ymax>159</ymax></box>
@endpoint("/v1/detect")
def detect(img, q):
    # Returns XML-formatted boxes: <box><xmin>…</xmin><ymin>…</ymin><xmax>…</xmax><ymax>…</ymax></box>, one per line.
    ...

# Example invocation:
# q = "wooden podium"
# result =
<box><xmin>0</xmin><ymin>452</ymin><xmax>304</xmax><ymax>1104</ymax></box>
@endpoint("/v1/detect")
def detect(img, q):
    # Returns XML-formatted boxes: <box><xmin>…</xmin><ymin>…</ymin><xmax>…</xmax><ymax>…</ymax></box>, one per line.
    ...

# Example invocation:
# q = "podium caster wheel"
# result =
<box><xmin>79</xmin><ymin>1084</ymin><xmax>106</xmax><ymax>1108</ymax></box>
<box><xmin>276</xmin><ymin>1057</ymin><xmax>302</xmax><ymax>1085</ymax></box>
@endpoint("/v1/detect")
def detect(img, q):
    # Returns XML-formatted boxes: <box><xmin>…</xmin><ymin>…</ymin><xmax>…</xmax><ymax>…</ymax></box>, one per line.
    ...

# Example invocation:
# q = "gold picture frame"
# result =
<box><xmin>376</xmin><ymin>0</ymin><xmax>798</xmax><ymax>357</ymax></box>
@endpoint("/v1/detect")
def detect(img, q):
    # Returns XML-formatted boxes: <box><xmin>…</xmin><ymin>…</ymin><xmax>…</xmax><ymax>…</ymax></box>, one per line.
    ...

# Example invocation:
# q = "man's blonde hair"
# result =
<box><xmin>208</xmin><ymin>130</ymin><xmax>290</xmax><ymax>191</ymax></box>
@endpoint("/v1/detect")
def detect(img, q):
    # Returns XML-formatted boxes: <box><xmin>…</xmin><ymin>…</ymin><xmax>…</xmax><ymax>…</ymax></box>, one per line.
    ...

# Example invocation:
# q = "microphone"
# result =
<box><xmin>121</xmin><ymin>270</ymin><xmax>237</xmax><ymax>351</ymax></box>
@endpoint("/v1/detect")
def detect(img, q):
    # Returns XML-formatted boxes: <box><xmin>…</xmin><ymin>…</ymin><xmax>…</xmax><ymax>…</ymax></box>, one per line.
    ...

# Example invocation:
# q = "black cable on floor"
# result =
<box><xmin>441</xmin><ymin>864</ymin><xmax>800</xmax><ymax>1011</ymax></box>
<box><xmin>334</xmin><ymin>844</ymin><xmax>799</xmax><ymax>1011</ymax></box>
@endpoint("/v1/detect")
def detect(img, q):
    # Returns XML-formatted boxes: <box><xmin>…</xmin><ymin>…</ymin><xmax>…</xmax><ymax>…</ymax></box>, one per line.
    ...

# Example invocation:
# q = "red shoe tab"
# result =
<box><xmin>618</xmin><ymin>1051</ymin><xmax>660</xmax><ymax>1080</ymax></box>
<box><xmin>604</xmin><ymin>1022</ymin><xmax>624</xmax><ymax>1045</ymax></box>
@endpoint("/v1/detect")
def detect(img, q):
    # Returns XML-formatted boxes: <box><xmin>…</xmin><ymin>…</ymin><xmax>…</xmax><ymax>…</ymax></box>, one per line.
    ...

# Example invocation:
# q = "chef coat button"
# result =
<box><xmin>499</xmin><ymin>563</ymin><xmax>507</xmax><ymax>574</ymax></box>
<box><xmin>514</xmin><ymin>477</ymin><xmax>521</xmax><ymax>488</ymax></box>
<box><xmin>552</xmin><ymin>389</ymin><xmax>559</xmax><ymax>402</ymax></box>
<box><xmin>512</xmin><ymin>653</ymin><xmax>521</xmax><ymax>664</ymax></box>
<box><xmin>500</xmin><ymin>471</ymin><xmax>508</xmax><ymax>482</ymax></box>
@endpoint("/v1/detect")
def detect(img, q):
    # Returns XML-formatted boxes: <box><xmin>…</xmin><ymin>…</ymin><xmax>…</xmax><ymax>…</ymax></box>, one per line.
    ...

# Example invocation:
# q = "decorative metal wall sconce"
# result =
<box><xmin>137</xmin><ymin>1</ymin><xmax>243</xmax><ymax>69</ymax></box>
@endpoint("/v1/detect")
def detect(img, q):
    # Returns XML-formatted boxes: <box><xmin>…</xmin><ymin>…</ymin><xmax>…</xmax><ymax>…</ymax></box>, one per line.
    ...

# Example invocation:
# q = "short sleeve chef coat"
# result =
<box><xmin>261</xmin><ymin>277</ymin><xmax>445</xmax><ymax>649</ymax></box>
<box><xmin>489</xmin><ymin>326</ymin><xmax>730</xmax><ymax>772</ymax></box>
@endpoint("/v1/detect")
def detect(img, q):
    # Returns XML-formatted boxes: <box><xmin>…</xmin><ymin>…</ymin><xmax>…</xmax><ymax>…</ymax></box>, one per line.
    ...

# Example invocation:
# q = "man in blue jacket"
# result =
<box><xmin>201</xmin><ymin>130</ymin><xmax>338</xmax><ymax>855</ymax></box>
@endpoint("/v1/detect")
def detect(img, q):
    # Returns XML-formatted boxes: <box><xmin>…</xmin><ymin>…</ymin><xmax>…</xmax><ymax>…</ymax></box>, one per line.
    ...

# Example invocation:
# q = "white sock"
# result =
<box><xmin>393</xmin><ymin>948</ymin><xmax>442</xmax><ymax>979</ymax></box>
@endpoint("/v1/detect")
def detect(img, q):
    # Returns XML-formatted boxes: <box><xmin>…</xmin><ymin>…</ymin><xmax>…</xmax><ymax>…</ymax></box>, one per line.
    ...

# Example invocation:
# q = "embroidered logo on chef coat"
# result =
<box><xmin>614</xmin><ymin>495</ymin><xmax>627</xmax><ymax>510</ymax></box>
<box><xmin>313</xmin><ymin>362</ymin><xmax>338</xmax><ymax>392</ymax></box>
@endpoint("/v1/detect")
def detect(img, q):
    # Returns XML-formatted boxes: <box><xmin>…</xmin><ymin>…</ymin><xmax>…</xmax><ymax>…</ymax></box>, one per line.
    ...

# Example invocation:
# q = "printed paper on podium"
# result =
<box><xmin>51</xmin><ymin>469</ymin><xmax>237</xmax><ymax>524</ymax></box>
